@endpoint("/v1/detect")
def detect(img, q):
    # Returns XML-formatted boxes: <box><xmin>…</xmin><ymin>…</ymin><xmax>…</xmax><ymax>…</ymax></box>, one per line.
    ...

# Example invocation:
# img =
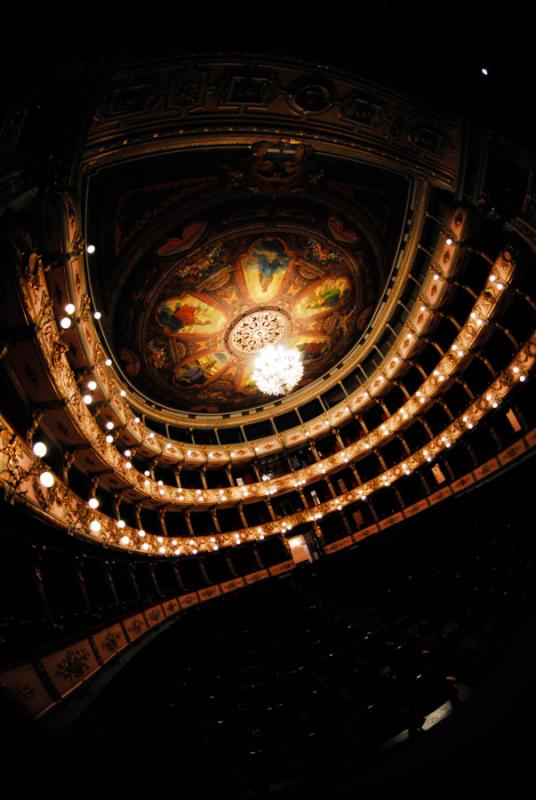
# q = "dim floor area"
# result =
<box><xmin>2</xmin><ymin>458</ymin><xmax>536</xmax><ymax>798</ymax></box>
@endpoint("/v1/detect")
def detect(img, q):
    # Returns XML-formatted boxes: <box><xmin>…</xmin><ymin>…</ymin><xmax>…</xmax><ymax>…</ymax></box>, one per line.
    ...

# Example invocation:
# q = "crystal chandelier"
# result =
<box><xmin>252</xmin><ymin>344</ymin><xmax>304</xmax><ymax>396</ymax></box>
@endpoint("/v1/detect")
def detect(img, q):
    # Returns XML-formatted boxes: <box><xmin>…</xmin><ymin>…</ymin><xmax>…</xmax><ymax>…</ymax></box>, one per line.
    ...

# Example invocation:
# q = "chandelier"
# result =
<box><xmin>252</xmin><ymin>344</ymin><xmax>304</xmax><ymax>396</ymax></box>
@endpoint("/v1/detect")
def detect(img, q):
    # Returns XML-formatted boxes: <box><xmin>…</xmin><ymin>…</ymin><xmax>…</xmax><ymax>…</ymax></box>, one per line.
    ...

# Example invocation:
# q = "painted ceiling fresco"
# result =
<box><xmin>117</xmin><ymin>229</ymin><xmax>376</xmax><ymax>413</ymax></box>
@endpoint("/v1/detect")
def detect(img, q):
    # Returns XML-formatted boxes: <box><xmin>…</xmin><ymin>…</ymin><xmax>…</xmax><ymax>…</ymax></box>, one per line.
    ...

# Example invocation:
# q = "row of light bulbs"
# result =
<box><xmin>23</xmin><ymin>226</ymin><xmax>529</xmax><ymax>553</ymax></box>
<box><xmin>26</xmin><ymin>331</ymin><xmax>533</xmax><ymax>556</ymax></box>
<box><xmin>32</xmin><ymin>240</ymin><xmax>519</xmax><ymax>513</ymax></box>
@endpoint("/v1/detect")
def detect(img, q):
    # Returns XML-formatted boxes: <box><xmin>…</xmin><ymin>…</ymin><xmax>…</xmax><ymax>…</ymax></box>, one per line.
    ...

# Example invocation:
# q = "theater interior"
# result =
<box><xmin>1</xmin><ymin>10</ymin><xmax>535</xmax><ymax>797</ymax></box>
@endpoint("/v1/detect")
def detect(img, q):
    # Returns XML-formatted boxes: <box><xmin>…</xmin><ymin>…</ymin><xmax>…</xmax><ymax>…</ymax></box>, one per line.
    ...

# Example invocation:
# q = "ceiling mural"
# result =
<box><xmin>116</xmin><ymin>230</ymin><xmax>376</xmax><ymax>413</ymax></box>
<box><xmin>93</xmin><ymin>142</ymin><xmax>410</xmax><ymax>418</ymax></box>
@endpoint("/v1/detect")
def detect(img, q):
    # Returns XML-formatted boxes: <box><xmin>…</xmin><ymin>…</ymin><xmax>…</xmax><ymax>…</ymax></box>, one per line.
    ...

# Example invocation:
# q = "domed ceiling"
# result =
<box><xmin>87</xmin><ymin>128</ymin><xmax>410</xmax><ymax>418</ymax></box>
<box><xmin>117</xmin><ymin>228</ymin><xmax>372</xmax><ymax>412</ymax></box>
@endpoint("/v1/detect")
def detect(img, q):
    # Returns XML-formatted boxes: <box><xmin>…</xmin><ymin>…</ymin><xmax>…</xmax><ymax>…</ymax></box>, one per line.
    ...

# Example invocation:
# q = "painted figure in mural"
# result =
<box><xmin>157</xmin><ymin>299</ymin><xmax>213</xmax><ymax>334</ymax></box>
<box><xmin>249</xmin><ymin>239</ymin><xmax>291</xmax><ymax>293</ymax></box>
<box><xmin>174</xmin><ymin>362</ymin><xmax>207</xmax><ymax>386</ymax></box>
<box><xmin>176</xmin><ymin>242</ymin><xmax>226</xmax><ymax>282</ymax></box>
<box><xmin>302</xmin><ymin>277</ymin><xmax>350</xmax><ymax>313</ymax></box>
<box><xmin>147</xmin><ymin>339</ymin><xmax>169</xmax><ymax>369</ymax></box>
<box><xmin>295</xmin><ymin>339</ymin><xmax>329</xmax><ymax>361</ymax></box>
<box><xmin>327</xmin><ymin>213</ymin><xmax>359</xmax><ymax>243</ymax></box>
<box><xmin>173</xmin><ymin>353</ymin><xmax>227</xmax><ymax>388</ymax></box>
<box><xmin>306</xmin><ymin>238</ymin><xmax>342</xmax><ymax>265</ymax></box>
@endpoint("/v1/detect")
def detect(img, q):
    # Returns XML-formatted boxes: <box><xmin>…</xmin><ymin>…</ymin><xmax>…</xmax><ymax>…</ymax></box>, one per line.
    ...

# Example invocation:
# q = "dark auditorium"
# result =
<box><xmin>1</xmin><ymin>11</ymin><xmax>535</xmax><ymax>798</ymax></box>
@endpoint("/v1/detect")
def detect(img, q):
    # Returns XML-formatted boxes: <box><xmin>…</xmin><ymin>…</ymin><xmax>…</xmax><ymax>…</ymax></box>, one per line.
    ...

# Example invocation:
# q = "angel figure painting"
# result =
<box><xmin>240</xmin><ymin>238</ymin><xmax>292</xmax><ymax>301</ymax></box>
<box><xmin>156</xmin><ymin>294</ymin><xmax>227</xmax><ymax>336</ymax></box>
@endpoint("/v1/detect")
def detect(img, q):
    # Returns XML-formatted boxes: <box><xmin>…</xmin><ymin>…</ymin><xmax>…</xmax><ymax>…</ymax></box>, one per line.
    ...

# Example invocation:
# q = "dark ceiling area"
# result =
<box><xmin>2</xmin><ymin>3</ymin><xmax>534</xmax><ymax>146</ymax></box>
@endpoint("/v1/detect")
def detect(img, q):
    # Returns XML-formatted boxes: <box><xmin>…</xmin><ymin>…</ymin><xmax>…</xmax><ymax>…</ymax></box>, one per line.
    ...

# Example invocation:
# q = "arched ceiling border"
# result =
<box><xmin>84</xmin><ymin>180</ymin><xmax>424</xmax><ymax>425</ymax></box>
<box><xmin>79</xmin><ymin>53</ymin><xmax>461</xmax><ymax>193</ymax></box>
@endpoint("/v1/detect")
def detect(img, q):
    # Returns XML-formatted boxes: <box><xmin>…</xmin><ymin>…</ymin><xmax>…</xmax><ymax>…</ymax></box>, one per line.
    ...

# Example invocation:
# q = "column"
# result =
<box><xmin>172</xmin><ymin>562</ymin><xmax>186</xmax><ymax>593</ymax></box>
<box><xmin>103</xmin><ymin>560</ymin><xmax>120</xmax><ymax>607</ymax></box>
<box><xmin>185</xmin><ymin>511</ymin><xmax>194</xmax><ymax>536</ymax></box>
<box><xmin>75</xmin><ymin>555</ymin><xmax>92</xmax><ymax>614</ymax></box>
<box><xmin>31</xmin><ymin>546</ymin><xmax>55</xmax><ymax>626</ymax></box>
<box><xmin>159</xmin><ymin>509</ymin><xmax>168</xmax><ymax>537</ymax></box>
<box><xmin>148</xmin><ymin>564</ymin><xmax>163</xmax><ymax>597</ymax></box>
<box><xmin>238</xmin><ymin>503</ymin><xmax>248</xmax><ymax>528</ymax></box>
<box><xmin>338</xmin><ymin>511</ymin><xmax>353</xmax><ymax>535</ymax></box>
<box><xmin>211</xmin><ymin>509</ymin><xmax>222</xmax><ymax>533</ymax></box>
<box><xmin>198</xmin><ymin>556</ymin><xmax>211</xmax><ymax>585</ymax></box>
<box><xmin>252</xmin><ymin>543</ymin><xmax>265</xmax><ymax>570</ymax></box>
<box><xmin>127</xmin><ymin>563</ymin><xmax>142</xmax><ymax>601</ymax></box>
<box><xmin>224</xmin><ymin>553</ymin><xmax>238</xmax><ymax>577</ymax></box>
<box><xmin>298</xmin><ymin>488</ymin><xmax>309</xmax><ymax>510</ymax></box>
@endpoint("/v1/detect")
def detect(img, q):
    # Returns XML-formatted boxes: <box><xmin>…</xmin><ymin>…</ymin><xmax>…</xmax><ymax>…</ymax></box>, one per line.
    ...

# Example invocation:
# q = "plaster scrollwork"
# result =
<box><xmin>79</xmin><ymin>293</ymin><xmax>92</xmax><ymax>324</ymax></box>
<box><xmin>228</xmin><ymin>309</ymin><xmax>288</xmax><ymax>355</ymax></box>
<box><xmin>32</xmin><ymin>474</ymin><xmax>60</xmax><ymax>512</ymax></box>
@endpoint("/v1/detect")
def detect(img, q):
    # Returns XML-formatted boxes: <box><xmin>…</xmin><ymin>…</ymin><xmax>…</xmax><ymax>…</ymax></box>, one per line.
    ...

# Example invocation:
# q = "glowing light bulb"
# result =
<box><xmin>88</xmin><ymin>497</ymin><xmax>99</xmax><ymax>509</ymax></box>
<box><xmin>93</xmin><ymin>311</ymin><xmax>102</xmax><ymax>320</ymax></box>
<box><xmin>60</xmin><ymin>317</ymin><xmax>72</xmax><ymax>329</ymax></box>
<box><xmin>86</xmin><ymin>244</ymin><xmax>96</xmax><ymax>254</ymax></box>
<box><xmin>39</xmin><ymin>471</ymin><xmax>55</xmax><ymax>488</ymax></box>
<box><xmin>105</xmin><ymin>358</ymin><xmax>112</xmax><ymax>366</ymax></box>
<box><xmin>89</xmin><ymin>520</ymin><xmax>101</xmax><ymax>533</ymax></box>
<box><xmin>33</xmin><ymin>441</ymin><xmax>47</xmax><ymax>458</ymax></box>
<box><xmin>106</xmin><ymin>421</ymin><xmax>114</xmax><ymax>430</ymax></box>
<box><xmin>105</xmin><ymin>434</ymin><xmax>113</xmax><ymax>444</ymax></box>
<box><xmin>83</xmin><ymin>394</ymin><xmax>93</xmax><ymax>405</ymax></box>
<box><xmin>116</xmin><ymin>519</ymin><xmax>126</xmax><ymax>529</ymax></box>
<box><xmin>65</xmin><ymin>303</ymin><xmax>76</xmax><ymax>315</ymax></box>
<box><xmin>87</xmin><ymin>380</ymin><xmax>97</xmax><ymax>391</ymax></box>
